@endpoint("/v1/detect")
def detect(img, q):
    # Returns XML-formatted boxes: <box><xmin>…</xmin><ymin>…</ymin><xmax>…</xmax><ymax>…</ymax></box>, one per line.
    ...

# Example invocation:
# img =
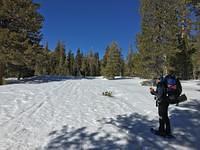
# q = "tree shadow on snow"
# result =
<box><xmin>43</xmin><ymin>113</ymin><xmax>186</xmax><ymax>150</ymax></box>
<box><xmin>43</xmin><ymin>100</ymin><xmax>200</xmax><ymax>150</ymax></box>
<box><xmin>97</xmin><ymin>113</ymin><xmax>172</xmax><ymax>149</ymax></box>
<box><xmin>44</xmin><ymin>125</ymin><xmax>123</xmax><ymax>150</ymax></box>
<box><xmin>169</xmin><ymin>99</ymin><xmax>200</xmax><ymax>149</ymax></box>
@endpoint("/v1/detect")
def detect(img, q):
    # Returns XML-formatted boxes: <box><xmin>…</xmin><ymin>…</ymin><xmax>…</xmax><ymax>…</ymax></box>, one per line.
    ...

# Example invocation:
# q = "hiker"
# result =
<box><xmin>150</xmin><ymin>76</ymin><xmax>171</xmax><ymax>136</ymax></box>
<box><xmin>163</xmin><ymin>70</ymin><xmax>182</xmax><ymax>105</ymax></box>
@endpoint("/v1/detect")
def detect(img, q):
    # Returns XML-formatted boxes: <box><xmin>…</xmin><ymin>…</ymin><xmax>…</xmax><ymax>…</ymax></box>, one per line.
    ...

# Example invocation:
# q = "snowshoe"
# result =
<box><xmin>150</xmin><ymin>128</ymin><xmax>166</xmax><ymax>137</ymax></box>
<box><xmin>165</xmin><ymin>133</ymin><xmax>175</xmax><ymax>139</ymax></box>
<box><xmin>150</xmin><ymin>128</ymin><xmax>175</xmax><ymax>139</ymax></box>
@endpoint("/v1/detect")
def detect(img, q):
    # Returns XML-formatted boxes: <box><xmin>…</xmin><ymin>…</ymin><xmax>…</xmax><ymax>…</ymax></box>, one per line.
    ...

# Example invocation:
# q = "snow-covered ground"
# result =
<box><xmin>0</xmin><ymin>77</ymin><xmax>199</xmax><ymax>150</ymax></box>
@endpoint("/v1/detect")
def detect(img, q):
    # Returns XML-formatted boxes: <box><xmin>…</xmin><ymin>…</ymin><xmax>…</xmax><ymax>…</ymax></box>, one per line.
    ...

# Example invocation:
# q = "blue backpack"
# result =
<box><xmin>167</xmin><ymin>76</ymin><xmax>177</xmax><ymax>94</ymax></box>
<box><xmin>165</xmin><ymin>75</ymin><xmax>182</xmax><ymax>104</ymax></box>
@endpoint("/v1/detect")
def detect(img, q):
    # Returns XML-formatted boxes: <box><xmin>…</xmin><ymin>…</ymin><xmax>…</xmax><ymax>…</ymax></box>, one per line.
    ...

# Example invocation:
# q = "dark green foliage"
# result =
<box><xmin>87</xmin><ymin>51</ymin><xmax>101</xmax><ymax>76</ymax></box>
<box><xmin>44</xmin><ymin>47</ymin><xmax>101</xmax><ymax>77</ymax></box>
<box><xmin>1</xmin><ymin>0</ymin><xmax>199</xmax><ymax>81</ymax></box>
<box><xmin>94</xmin><ymin>52</ymin><xmax>101</xmax><ymax>76</ymax></box>
<box><xmin>189</xmin><ymin>0</ymin><xmax>200</xmax><ymax>79</ymax></box>
<box><xmin>124</xmin><ymin>45</ymin><xmax>135</xmax><ymax>76</ymax></box>
<box><xmin>131</xmin><ymin>52</ymin><xmax>144</xmax><ymax>77</ymax></box>
<box><xmin>191</xmin><ymin>35</ymin><xmax>200</xmax><ymax>79</ymax></box>
<box><xmin>43</xmin><ymin>43</ymin><xmax>51</xmax><ymax>75</ymax></box>
<box><xmin>137</xmin><ymin>0</ymin><xmax>181</xmax><ymax>78</ymax></box>
<box><xmin>81</xmin><ymin>55</ymin><xmax>89</xmax><ymax>77</ymax></box>
<box><xmin>79</xmin><ymin>51</ymin><xmax>101</xmax><ymax>77</ymax></box>
<box><xmin>56</xmin><ymin>41</ymin><xmax>67</xmax><ymax>75</ymax></box>
<box><xmin>0</xmin><ymin>0</ymin><xmax>43</xmax><ymax>83</ymax></box>
<box><xmin>102</xmin><ymin>91</ymin><xmax>112</xmax><ymax>97</ymax></box>
<box><xmin>34</xmin><ymin>46</ymin><xmax>50</xmax><ymax>76</ymax></box>
<box><xmin>136</xmin><ymin>0</ymin><xmax>200</xmax><ymax>79</ymax></box>
<box><xmin>66</xmin><ymin>50</ymin><xmax>75</xmax><ymax>76</ymax></box>
<box><xmin>5</xmin><ymin>63</ymin><xmax>34</xmax><ymax>80</ymax></box>
<box><xmin>101</xmin><ymin>42</ymin><xmax>123</xmax><ymax>79</ymax></box>
<box><xmin>47</xmin><ymin>41</ymin><xmax>67</xmax><ymax>76</ymax></box>
<box><xmin>74</xmin><ymin>48</ymin><xmax>83</xmax><ymax>76</ymax></box>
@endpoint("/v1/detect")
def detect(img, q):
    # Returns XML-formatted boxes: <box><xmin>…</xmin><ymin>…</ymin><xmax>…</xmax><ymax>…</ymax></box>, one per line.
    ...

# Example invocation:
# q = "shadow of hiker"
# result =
<box><xmin>44</xmin><ymin>113</ymin><xmax>180</xmax><ymax>150</ymax></box>
<box><xmin>98</xmin><ymin>113</ymin><xmax>178</xmax><ymax>150</ymax></box>
<box><xmin>170</xmin><ymin>99</ymin><xmax>200</xmax><ymax>149</ymax></box>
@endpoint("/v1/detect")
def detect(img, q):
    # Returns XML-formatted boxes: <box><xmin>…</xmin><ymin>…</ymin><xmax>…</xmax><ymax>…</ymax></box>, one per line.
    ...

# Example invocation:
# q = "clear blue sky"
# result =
<box><xmin>34</xmin><ymin>0</ymin><xmax>141</xmax><ymax>58</ymax></box>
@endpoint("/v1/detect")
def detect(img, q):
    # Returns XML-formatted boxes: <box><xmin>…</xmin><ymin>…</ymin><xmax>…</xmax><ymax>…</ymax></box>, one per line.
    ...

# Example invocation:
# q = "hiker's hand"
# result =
<box><xmin>150</xmin><ymin>87</ymin><xmax>154</xmax><ymax>92</ymax></box>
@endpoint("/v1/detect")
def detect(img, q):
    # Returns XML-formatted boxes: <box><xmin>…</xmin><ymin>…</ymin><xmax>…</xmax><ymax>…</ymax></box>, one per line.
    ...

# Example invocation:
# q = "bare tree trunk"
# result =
<box><xmin>163</xmin><ymin>54</ymin><xmax>168</xmax><ymax>76</ymax></box>
<box><xmin>193</xmin><ymin>67</ymin><xmax>196</xmax><ymax>79</ymax></box>
<box><xmin>0</xmin><ymin>62</ymin><xmax>4</xmax><ymax>85</ymax></box>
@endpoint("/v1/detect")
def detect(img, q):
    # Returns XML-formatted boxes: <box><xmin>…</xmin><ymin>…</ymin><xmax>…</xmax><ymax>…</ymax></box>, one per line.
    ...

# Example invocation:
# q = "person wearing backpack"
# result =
<box><xmin>150</xmin><ymin>76</ymin><xmax>171</xmax><ymax>137</ymax></box>
<box><xmin>164</xmin><ymin>71</ymin><xmax>182</xmax><ymax>105</ymax></box>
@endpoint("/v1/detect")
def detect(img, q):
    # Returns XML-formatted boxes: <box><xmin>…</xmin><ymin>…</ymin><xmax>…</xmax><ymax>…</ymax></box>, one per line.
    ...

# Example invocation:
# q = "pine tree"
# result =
<box><xmin>189</xmin><ymin>0</ymin><xmax>200</xmax><ymax>79</ymax></box>
<box><xmin>192</xmin><ymin>36</ymin><xmax>200</xmax><ymax>79</ymax></box>
<box><xmin>0</xmin><ymin>0</ymin><xmax>43</xmax><ymax>84</ymax></box>
<box><xmin>120</xmin><ymin>55</ymin><xmax>125</xmax><ymax>76</ymax></box>
<box><xmin>102</xmin><ymin>42</ymin><xmax>123</xmax><ymax>79</ymax></box>
<box><xmin>81</xmin><ymin>55</ymin><xmax>89</xmax><ymax>77</ymax></box>
<box><xmin>170</xmin><ymin>0</ymin><xmax>200</xmax><ymax>79</ymax></box>
<box><xmin>132</xmin><ymin>52</ymin><xmax>144</xmax><ymax>77</ymax></box>
<box><xmin>34</xmin><ymin>46</ymin><xmax>48</xmax><ymax>76</ymax></box>
<box><xmin>59</xmin><ymin>42</ymin><xmax>67</xmax><ymax>75</ymax></box>
<box><xmin>172</xmin><ymin>0</ymin><xmax>195</xmax><ymax>79</ymax></box>
<box><xmin>137</xmin><ymin>0</ymin><xmax>184</xmax><ymax>78</ymax></box>
<box><xmin>101</xmin><ymin>46</ymin><xmax>109</xmax><ymax>75</ymax></box>
<box><xmin>49</xmin><ymin>51</ymin><xmax>57</xmax><ymax>75</ymax></box>
<box><xmin>137</xmin><ymin>0</ymin><xmax>200</xmax><ymax>79</ymax></box>
<box><xmin>88</xmin><ymin>51</ymin><xmax>96</xmax><ymax>76</ymax></box>
<box><xmin>125</xmin><ymin>45</ymin><xmax>135</xmax><ymax>76</ymax></box>
<box><xmin>75</xmin><ymin>48</ymin><xmax>83</xmax><ymax>76</ymax></box>
<box><xmin>53</xmin><ymin>41</ymin><xmax>67</xmax><ymax>75</ymax></box>
<box><xmin>80</xmin><ymin>51</ymin><xmax>101</xmax><ymax>77</ymax></box>
<box><xmin>66</xmin><ymin>50</ymin><xmax>75</xmax><ymax>76</ymax></box>
<box><xmin>43</xmin><ymin>43</ymin><xmax>51</xmax><ymax>75</ymax></box>
<box><xmin>94</xmin><ymin>52</ymin><xmax>101</xmax><ymax>76</ymax></box>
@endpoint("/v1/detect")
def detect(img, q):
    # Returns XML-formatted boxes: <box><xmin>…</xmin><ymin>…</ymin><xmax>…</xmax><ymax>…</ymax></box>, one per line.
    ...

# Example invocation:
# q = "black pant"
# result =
<box><xmin>158</xmin><ymin>102</ymin><xmax>171</xmax><ymax>134</ymax></box>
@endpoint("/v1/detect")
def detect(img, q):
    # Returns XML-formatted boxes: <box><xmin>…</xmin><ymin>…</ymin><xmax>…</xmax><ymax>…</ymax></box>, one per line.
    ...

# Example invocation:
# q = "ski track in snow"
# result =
<box><xmin>0</xmin><ymin>78</ymin><xmax>199</xmax><ymax>150</ymax></box>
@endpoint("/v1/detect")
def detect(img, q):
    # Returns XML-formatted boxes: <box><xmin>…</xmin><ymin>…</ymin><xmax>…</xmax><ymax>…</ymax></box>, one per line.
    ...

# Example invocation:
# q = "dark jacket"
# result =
<box><xmin>151</xmin><ymin>81</ymin><xmax>167</xmax><ymax>104</ymax></box>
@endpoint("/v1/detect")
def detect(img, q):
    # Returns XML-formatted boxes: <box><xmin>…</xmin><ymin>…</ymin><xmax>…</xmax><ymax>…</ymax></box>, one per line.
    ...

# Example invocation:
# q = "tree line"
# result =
<box><xmin>0</xmin><ymin>0</ymin><xmax>199</xmax><ymax>85</ymax></box>
<box><xmin>31</xmin><ymin>41</ymin><xmax>126</xmax><ymax>79</ymax></box>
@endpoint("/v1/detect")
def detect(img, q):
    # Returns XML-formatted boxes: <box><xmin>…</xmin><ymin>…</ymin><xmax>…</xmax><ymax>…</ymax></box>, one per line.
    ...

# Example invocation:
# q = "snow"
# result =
<box><xmin>0</xmin><ymin>76</ymin><xmax>199</xmax><ymax>150</ymax></box>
